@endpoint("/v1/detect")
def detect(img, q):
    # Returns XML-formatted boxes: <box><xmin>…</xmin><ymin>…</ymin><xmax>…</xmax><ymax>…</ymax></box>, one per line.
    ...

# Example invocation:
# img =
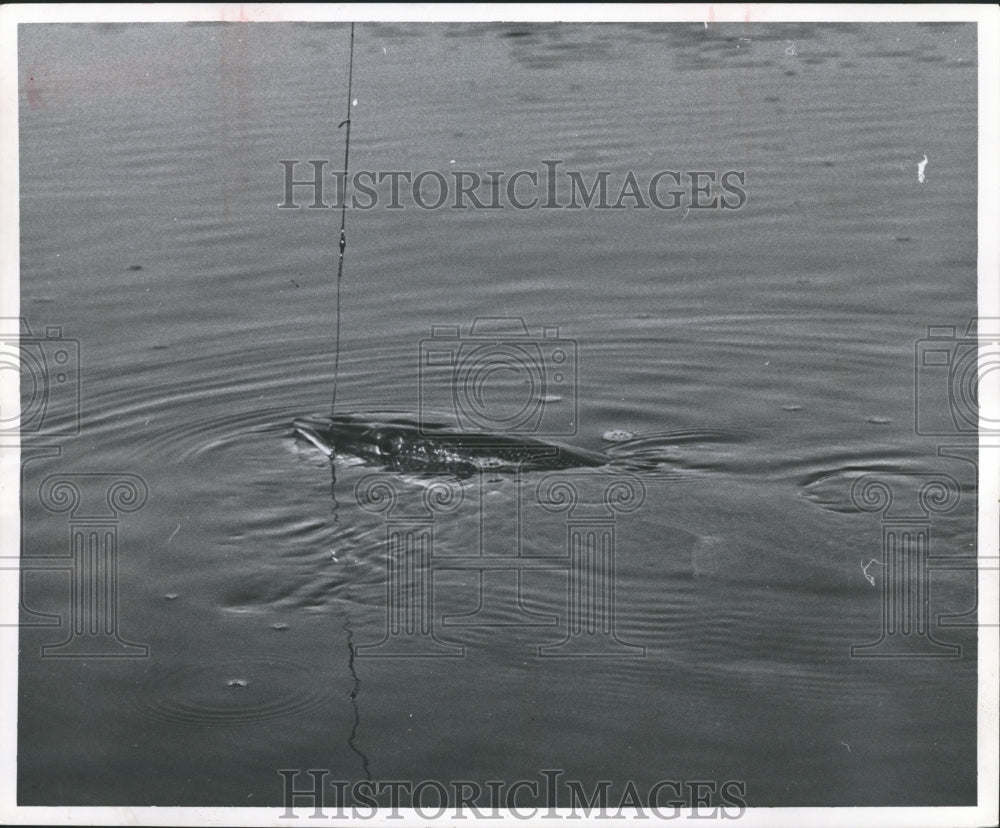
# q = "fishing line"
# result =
<box><xmin>344</xmin><ymin>613</ymin><xmax>373</xmax><ymax>781</ymax></box>
<box><xmin>331</xmin><ymin>21</ymin><xmax>355</xmax><ymax>416</ymax></box>
<box><xmin>327</xmin><ymin>21</ymin><xmax>371</xmax><ymax>784</ymax></box>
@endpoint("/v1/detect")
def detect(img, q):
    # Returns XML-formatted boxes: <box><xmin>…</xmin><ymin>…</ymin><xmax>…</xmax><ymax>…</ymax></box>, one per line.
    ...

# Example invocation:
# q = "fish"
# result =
<box><xmin>292</xmin><ymin>412</ymin><xmax>610</xmax><ymax>474</ymax></box>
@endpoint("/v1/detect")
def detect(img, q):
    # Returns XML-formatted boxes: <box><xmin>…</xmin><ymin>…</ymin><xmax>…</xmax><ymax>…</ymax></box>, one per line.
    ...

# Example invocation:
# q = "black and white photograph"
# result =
<box><xmin>1</xmin><ymin>4</ymin><xmax>998</xmax><ymax>826</ymax></box>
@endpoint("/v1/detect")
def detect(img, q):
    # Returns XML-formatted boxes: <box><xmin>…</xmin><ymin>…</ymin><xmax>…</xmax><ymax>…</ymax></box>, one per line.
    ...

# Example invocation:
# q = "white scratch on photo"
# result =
<box><xmin>862</xmin><ymin>558</ymin><xmax>880</xmax><ymax>586</ymax></box>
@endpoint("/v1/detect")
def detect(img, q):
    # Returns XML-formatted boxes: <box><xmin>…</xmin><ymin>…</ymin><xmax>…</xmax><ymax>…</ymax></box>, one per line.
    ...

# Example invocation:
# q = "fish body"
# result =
<box><xmin>293</xmin><ymin>413</ymin><xmax>609</xmax><ymax>474</ymax></box>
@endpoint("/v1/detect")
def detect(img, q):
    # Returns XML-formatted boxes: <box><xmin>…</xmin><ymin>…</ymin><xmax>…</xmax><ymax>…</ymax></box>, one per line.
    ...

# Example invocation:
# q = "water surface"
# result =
<box><xmin>16</xmin><ymin>21</ymin><xmax>978</xmax><ymax>808</ymax></box>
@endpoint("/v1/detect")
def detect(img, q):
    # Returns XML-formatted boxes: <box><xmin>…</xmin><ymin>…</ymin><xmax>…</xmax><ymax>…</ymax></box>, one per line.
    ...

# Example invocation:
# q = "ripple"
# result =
<box><xmin>138</xmin><ymin>656</ymin><xmax>331</xmax><ymax>728</ymax></box>
<box><xmin>603</xmin><ymin>427</ymin><xmax>754</xmax><ymax>454</ymax></box>
<box><xmin>603</xmin><ymin>426</ymin><xmax>755</xmax><ymax>476</ymax></box>
<box><xmin>71</xmin><ymin>338</ymin><xmax>395</xmax><ymax>464</ymax></box>
<box><xmin>799</xmin><ymin>459</ymin><xmax>966</xmax><ymax>515</ymax></box>
<box><xmin>136</xmin><ymin>405</ymin><xmax>298</xmax><ymax>462</ymax></box>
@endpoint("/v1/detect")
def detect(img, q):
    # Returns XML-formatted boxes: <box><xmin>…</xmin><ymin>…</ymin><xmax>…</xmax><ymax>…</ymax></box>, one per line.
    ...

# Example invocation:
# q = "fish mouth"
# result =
<box><xmin>291</xmin><ymin>417</ymin><xmax>334</xmax><ymax>457</ymax></box>
<box><xmin>292</xmin><ymin>415</ymin><xmax>399</xmax><ymax>460</ymax></box>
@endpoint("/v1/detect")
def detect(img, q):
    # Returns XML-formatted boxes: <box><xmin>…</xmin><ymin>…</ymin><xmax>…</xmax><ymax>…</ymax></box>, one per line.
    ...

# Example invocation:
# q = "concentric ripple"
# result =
<box><xmin>603</xmin><ymin>426</ymin><xmax>755</xmax><ymax>475</ymax></box>
<box><xmin>133</xmin><ymin>405</ymin><xmax>299</xmax><ymax>462</ymax></box>
<box><xmin>138</xmin><ymin>656</ymin><xmax>332</xmax><ymax>728</ymax></box>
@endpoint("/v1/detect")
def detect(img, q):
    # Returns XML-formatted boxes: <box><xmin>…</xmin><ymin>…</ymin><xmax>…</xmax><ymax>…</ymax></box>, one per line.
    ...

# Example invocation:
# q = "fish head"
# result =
<box><xmin>293</xmin><ymin>415</ymin><xmax>384</xmax><ymax>458</ymax></box>
<box><xmin>364</xmin><ymin>427</ymin><xmax>406</xmax><ymax>458</ymax></box>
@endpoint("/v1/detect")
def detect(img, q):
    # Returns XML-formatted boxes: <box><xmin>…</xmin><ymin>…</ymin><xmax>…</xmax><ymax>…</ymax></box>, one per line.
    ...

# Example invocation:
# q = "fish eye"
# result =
<box><xmin>375</xmin><ymin>431</ymin><xmax>401</xmax><ymax>456</ymax></box>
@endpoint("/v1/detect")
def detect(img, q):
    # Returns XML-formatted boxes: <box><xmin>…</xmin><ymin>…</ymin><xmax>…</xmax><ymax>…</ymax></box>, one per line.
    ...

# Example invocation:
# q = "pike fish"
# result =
<box><xmin>293</xmin><ymin>413</ymin><xmax>610</xmax><ymax>474</ymax></box>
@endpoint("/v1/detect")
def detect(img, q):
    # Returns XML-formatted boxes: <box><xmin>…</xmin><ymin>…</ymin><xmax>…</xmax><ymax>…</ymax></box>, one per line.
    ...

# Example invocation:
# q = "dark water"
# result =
<box><xmin>15</xmin><ymin>22</ymin><xmax>979</xmax><ymax>809</ymax></box>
